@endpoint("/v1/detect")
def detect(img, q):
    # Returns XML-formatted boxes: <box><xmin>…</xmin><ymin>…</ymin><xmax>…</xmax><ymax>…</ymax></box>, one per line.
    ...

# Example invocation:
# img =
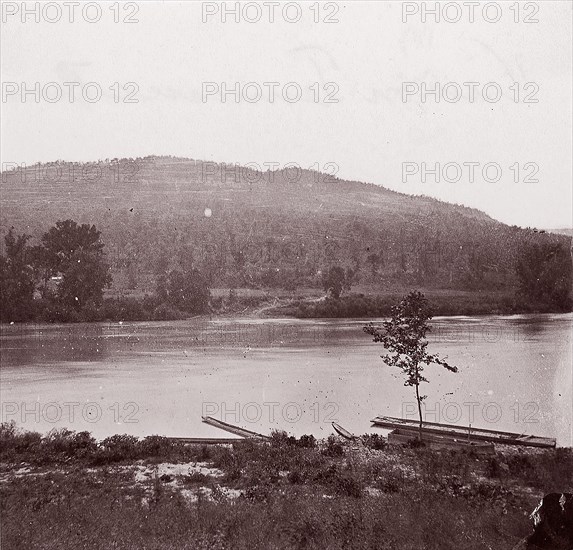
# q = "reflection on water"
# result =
<box><xmin>0</xmin><ymin>314</ymin><xmax>571</xmax><ymax>446</ymax></box>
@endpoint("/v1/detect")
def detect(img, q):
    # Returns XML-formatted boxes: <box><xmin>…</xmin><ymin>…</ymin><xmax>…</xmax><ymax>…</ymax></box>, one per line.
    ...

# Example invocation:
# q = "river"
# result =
<box><xmin>0</xmin><ymin>314</ymin><xmax>571</xmax><ymax>446</ymax></box>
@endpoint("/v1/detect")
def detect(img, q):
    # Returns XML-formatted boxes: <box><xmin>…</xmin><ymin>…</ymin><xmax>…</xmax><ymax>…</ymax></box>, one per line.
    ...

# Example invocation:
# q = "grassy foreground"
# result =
<box><xmin>1</xmin><ymin>423</ymin><xmax>572</xmax><ymax>550</ymax></box>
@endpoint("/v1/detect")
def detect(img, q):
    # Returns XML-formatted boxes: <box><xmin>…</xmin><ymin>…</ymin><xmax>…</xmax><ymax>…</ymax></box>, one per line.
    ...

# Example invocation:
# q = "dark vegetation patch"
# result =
<box><xmin>1</xmin><ymin>423</ymin><xmax>571</xmax><ymax>549</ymax></box>
<box><xmin>273</xmin><ymin>291</ymin><xmax>547</xmax><ymax>319</ymax></box>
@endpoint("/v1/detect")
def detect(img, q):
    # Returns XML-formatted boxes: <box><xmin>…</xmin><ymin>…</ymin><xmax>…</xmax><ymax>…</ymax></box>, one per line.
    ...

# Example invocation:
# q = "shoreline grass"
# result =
<box><xmin>1</xmin><ymin>423</ymin><xmax>571</xmax><ymax>549</ymax></box>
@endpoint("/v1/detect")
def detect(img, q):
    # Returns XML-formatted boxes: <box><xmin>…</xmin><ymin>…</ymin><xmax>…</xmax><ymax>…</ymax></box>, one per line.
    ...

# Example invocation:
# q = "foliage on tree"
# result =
<box><xmin>57</xmin><ymin>249</ymin><xmax>112</xmax><ymax>310</ymax></box>
<box><xmin>163</xmin><ymin>268</ymin><xmax>210</xmax><ymax>313</ymax></box>
<box><xmin>0</xmin><ymin>229</ymin><xmax>35</xmax><ymax>321</ymax></box>
<box><xmin>38</xmin><ymin>220</ymin><xmax>111</xmax><ymax>310</ymax></box>
<box><xmin>363</xmin><ymin>291</ymin><xmax>458</xmax><ymax>440</ymax></box>
<box><xmin>40</xmin><ymin>220</ymin><xmax>105</xmax><ymax>274</ymax></box>
<box><xmin>322</xmin><ymin>266</ymin><xmax>352</xmax><ymax>299</ymax></box>
<box><xmin>516</xmin><ymin>242</ymin><xmax>572</xmax><ymax>311</ymax></box>
<box><xmin>155</xmin><ymin>272</ymin><xmax>168</xmax><ymax>303</ymax></box>
<box><xmin>0</xmin><ymin>220</ymin><xmax>115</xmax><ymax>321</ymax></box>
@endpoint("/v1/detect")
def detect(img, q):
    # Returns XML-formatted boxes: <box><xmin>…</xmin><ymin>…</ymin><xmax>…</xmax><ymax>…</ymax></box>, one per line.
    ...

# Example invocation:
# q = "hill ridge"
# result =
<box><xmin>1</xmin><ymin>155</ymin><xmax>568</xmax><ymax>296</ymax></box>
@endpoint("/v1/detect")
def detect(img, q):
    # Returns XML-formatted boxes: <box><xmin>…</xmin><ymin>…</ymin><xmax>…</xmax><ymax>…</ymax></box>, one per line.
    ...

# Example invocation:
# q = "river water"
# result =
<box><xmin>0</xmin><ymin>314</ymin><xmax>571</xmax><ymax>446</ymax></box>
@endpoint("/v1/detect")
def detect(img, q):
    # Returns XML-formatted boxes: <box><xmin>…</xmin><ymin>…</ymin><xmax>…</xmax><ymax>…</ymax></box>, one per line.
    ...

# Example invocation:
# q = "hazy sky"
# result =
<box><xmin>1</xmin><ymin>1</ymin><xmax>571</xmax><ymax>228</ymax></box>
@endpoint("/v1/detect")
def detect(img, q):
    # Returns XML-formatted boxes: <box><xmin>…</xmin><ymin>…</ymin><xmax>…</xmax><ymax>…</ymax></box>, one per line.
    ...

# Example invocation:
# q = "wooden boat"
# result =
<box><xmin>371</xmin><ymin>415</ymin><xmax>556</xmax><ymax>448</ymax></box>
<box><xmin>202</xmin><ymin>416</ymin><xmax>270</xmax><ymax>440</ymax></box>
<box><xmin>332</xmin><ymin>422</ymin><xmax>357</xmax><ymax>441</ymax></box>
<box><xmin>387</xmin><ymin>428</ymin><xmax>495</xmax><ymax>454</ymax></box>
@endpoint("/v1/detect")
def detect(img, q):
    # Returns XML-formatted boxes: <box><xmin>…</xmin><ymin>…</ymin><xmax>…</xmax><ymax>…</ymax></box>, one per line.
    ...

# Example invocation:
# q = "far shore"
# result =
<box><xmin>1</xmin><ymin>286</ymin><xmax>570</xmax><ymax>326</ymax></box>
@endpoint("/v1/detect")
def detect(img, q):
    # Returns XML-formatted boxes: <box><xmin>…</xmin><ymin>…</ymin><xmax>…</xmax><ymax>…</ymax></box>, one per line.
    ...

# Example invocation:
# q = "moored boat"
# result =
<box><xmin>202</xmin><ymin>416</ymin><xmax>270</xmax><ymax>440</ymax></box>
<box><xmin>371</xmin><ymin>415</ymin><xmax>556</xmax><ymax>448</ymax></box>
<box><xmin>332</xmin><ymin>422</ymin><xmax>357</xmax><ymax>441</ymax></box>
<box><xmin>387</xmin><ymin>428</ymin><xmax>495</xmax><ymax>454</ymax></box>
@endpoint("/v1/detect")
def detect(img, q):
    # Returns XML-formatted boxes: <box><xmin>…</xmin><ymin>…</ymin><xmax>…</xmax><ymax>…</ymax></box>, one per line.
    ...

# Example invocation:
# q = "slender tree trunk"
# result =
<box><xmin>414</xmin><ymin>366</ymin><xmax>423</xmax><ymax>441</ymax></box>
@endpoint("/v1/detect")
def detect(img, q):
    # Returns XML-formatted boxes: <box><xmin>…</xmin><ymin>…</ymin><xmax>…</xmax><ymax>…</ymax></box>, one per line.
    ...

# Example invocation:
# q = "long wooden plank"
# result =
<box><xmin>374</xmin><ymin>421</ymin><xmax>555</xmax><ymax>448</ymax></box>
<box><xmin>202</xmin><ymin>416</ymin><xmax>270</xmax><ymax>440</ymax></box>
<box><xmin>371</xmin><ymin>415</ymin><xmax>551</xmax><ymax>440</ymax></box>
<box><xmin>373</xmin><ymin>415</ymin><xmax>527</xmax><ymax>438</ymax></box>
<box><xmin>167</xmin><ymin>437</ymin><xmax>244</xmax><ymax>445</ymax></box>
<box><xmin>388</xmin><ymin>429</ymin><xmax>495</xmax><ymax>455</ymax></box>
<box><xmin>378</xmin><ymin>426</ymin><xmax>554</xmax><ymax>448</ymax></box>
<box><xmin>371</xmin><ymin>416</ymin><xmax>555</xmax><ymax>448</ymax></box>
<box><xmin>393</xmin><ymin>425</ymin><xmax>555</xmax><ymax>448</ymax></box>
<box><xmin>391</xmin><ymin>427</ymin><xmax>495</xmax><ymax>448</ymax></box>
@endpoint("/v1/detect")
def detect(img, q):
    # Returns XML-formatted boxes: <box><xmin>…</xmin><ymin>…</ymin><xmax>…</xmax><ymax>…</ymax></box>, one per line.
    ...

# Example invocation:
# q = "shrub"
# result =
<box><xmin>138</xmin><ymin>435</ymin><xmax>174</xmax><ymax>457</ymax></box>
<box><xmin>322</xmin><ymin>435</ymin><xmax>344</xmax><ymax>457</ymax></box>
<box><xmin>287</xmin><ymin>468</ymin><xmax>306</xmax><ymax>484</ymax></box>
<box><xmin>211</xmin><ymin>446</ymin><xmax>239</xmax><ymax>472</ymax></box>
<box><xmin>242</xmin><ymin>484</ymin><xmax>271</xmax><ymax>503</ymax></box>
<box><xmin>283</xmin><ymin>515</ymin><xmax>325</xmax><ymax>547</ymax></box>
<box><xmin>42</xmin><ymin>428</ymin><xmax>98</xmax><ymax>459</ymax></box>
<box><xmin>96</xmin><ymin>434</ymin><xmax>140</xmax><ymax>463</ymax></box>
<box><xmin>505</xmin><ymin>453</ymin><xmax>534</xmax><ymax>476</ymax></box>
<box><xmin>270</xmin><ymin>430</ymin><xmax>294</xmax><ymax>448</ymax></box>
<box><xmin>270</xmin><ymin>430</ymin><xmax>316</xmax><ymax>449</ymax></box>
<box><xmin>0</xmin><ymin>421</ymin><xmax>41</xmax><ymax>459</ymax></box>
<box><xmin>361</xmin><ymin>433</ymin><xmax>387</xmax><ymax>450</ymax></box>
<box><xmin>297</xmin><ymin>434</ymin><xmax>317</xmax><ymax>448</ymax></box>
<box><xmin>485</xmin><ymin>455</ymin><xmax>506</xmax><ymax>478</ymax></box>
<box><xmin>332</xmin><ymin>471</ymin><xmax>363</xmax><ymax>498</ymax></box>
<box><xmin>313</xmin><ymin>464</ymin><xmax>338</xmax><ymax>484</ymax></box>
<box><xmin>152</xmin><ymin>303</ymin><xmax>186</xmax><ymax>321</ymax></box>
<box><xmin>375</xmin><ymin>467</ymin><xmax>406</xmax><ymax>493</ymax></box>
<box><xmin>242</xmin><ymin>460</ymin><xmax>280</xmax><ymax>486</ymax></box>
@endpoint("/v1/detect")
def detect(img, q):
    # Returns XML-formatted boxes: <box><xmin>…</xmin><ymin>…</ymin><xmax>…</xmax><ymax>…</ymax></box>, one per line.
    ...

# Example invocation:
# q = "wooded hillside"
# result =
<box><xmin>1</xmin><ymin>156</ymin><xmax>570</xmax><ymax>297</ymax></box>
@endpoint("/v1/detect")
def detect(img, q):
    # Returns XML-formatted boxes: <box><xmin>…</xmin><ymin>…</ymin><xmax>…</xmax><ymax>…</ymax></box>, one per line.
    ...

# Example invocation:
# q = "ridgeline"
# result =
<box><xmin>1</xmin><ymin>156</ymin><xmax>571</xmax><ymax>317</ymax></box>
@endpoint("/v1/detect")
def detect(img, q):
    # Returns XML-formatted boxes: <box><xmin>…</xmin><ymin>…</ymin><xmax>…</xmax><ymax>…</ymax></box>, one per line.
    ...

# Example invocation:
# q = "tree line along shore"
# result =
<box><xmin>1</xmin><ymin>219</ymin><xmax>571</xmax><ymax>324</ymax></box>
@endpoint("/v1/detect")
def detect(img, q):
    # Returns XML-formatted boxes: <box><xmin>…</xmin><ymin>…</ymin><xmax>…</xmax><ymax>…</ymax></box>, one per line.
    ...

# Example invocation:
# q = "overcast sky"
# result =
<box><xmin>1</xmin><ymin>1</ymin><xmax>571</xmax><ymax>228</ymax></box>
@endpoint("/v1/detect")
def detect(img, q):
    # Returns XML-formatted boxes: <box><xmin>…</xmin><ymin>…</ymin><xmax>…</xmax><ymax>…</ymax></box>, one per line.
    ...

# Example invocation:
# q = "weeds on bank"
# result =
<box><xmin>2</xmin><ymin>422</ymin><xmax>572</xmax><ymax>496</ymax></box>
<box><xmin>1</xmin><ymin>422</ymin><xmax>572</xmax><ymax>549</ymax></box>
<box><xmin>0</xmin><ymin>421</ymin><xmax>213</xmax><ymax>466</ymax></box>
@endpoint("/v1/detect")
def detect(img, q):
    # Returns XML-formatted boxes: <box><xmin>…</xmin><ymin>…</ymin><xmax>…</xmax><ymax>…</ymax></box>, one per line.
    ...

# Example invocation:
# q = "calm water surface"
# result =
<box><xmin>1</xmin><ymin>314</ymin><xmax>571</xmax><ymax>445</ymax></box>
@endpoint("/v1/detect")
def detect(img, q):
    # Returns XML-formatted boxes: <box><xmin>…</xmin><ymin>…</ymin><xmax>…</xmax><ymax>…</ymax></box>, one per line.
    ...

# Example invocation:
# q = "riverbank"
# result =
<box><xmin>262</xmin><ymin>290</ymin><xmax>535</xmax><ymax>318</ymax></box>
<box><xmin>1</xmin><ymin>424</ymin><xmax>571</xmax><ymax>549</ymax></box>
<box><xmin>2</xmin><ymin>286</ymin><xmax>570</xmax><ymax>325</ymax></box>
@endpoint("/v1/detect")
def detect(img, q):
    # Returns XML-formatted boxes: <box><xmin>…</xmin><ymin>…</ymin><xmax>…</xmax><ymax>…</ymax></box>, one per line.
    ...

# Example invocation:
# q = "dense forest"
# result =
<box><xmin>1</xmin><ymin>156</ymin><xmax>571</xmax><ymax>321</ymax></box>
